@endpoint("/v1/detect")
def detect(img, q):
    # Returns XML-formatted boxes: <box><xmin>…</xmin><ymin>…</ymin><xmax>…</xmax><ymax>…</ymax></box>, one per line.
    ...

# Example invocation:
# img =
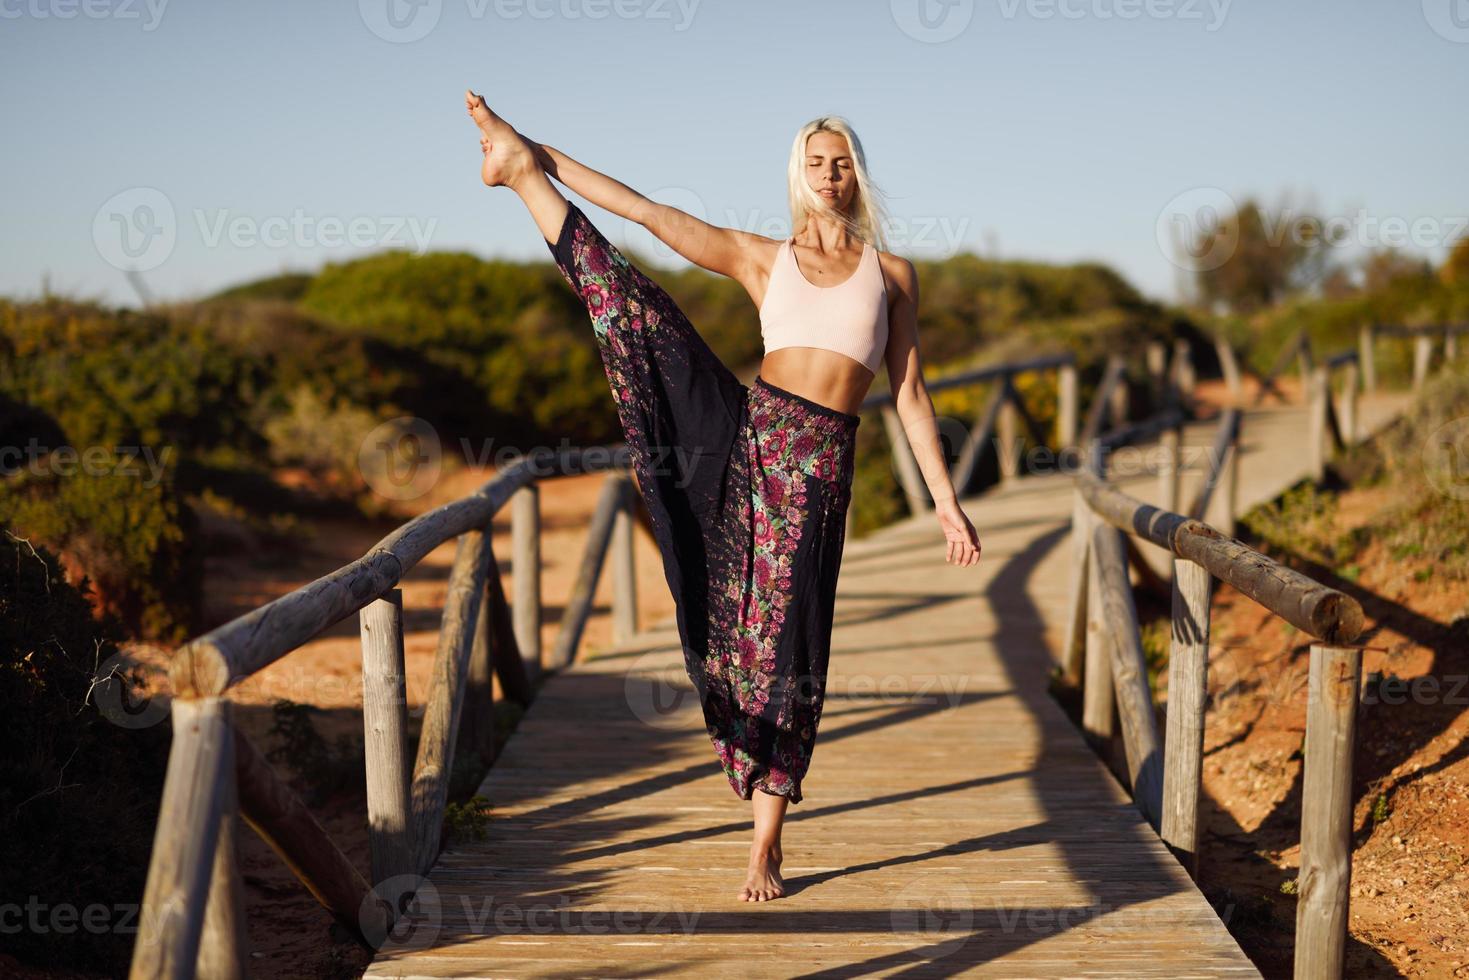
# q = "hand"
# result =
<box><xmin>936</xmin><ymin>499</ymin><xmax>981</xmax><ymax>567</ymax></box>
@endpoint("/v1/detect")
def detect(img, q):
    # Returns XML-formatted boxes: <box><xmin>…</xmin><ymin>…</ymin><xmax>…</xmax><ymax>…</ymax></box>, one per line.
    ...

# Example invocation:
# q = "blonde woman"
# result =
<box><xmin>466</xmin><ymin>90</ymin><xmax>980</xmax><ymax>902</ymax></box>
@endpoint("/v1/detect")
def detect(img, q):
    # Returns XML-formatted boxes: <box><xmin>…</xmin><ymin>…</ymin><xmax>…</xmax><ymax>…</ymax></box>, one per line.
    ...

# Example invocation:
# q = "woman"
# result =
<box><xmin>465</xmin><ymin>90</ymin><xmax>981</xmax><ymax>902</ymax></box>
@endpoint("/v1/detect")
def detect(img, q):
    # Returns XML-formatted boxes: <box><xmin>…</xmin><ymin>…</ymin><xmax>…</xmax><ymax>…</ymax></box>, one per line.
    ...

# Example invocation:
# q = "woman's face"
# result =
<box><xmin>803</xmin><ymin>131</ymin><xmax>856</xmax><ymax>212</ymax></box>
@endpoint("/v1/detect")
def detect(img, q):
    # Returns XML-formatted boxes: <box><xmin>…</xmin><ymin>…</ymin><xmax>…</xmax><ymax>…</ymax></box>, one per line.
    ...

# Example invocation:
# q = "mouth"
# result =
<box><xmin>818</xmin><ymin>188</ymin><xmax>838</xmax><ymax>198</ymax></box>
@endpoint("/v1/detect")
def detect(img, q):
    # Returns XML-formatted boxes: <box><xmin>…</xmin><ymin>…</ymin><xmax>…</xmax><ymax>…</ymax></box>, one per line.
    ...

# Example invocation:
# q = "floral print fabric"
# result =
<box><xmin>546</xmin><ymin>202</ymin><xmax>858</xmax><ymax>804</ymax></box>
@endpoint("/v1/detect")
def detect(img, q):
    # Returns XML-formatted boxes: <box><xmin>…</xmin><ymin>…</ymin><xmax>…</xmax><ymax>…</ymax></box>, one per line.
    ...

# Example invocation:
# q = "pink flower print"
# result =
<box><xmin>762</xmin><ymin>469</ymin><xmax>789</xmax><ymax>502</ymax></box>
<box><xmin>753</xmin><ymin>508</ymin><xmax>773</xmax><ymax>546</ymax></box>
<box><xmin>585</xmin><ymin>282</ymin><xmax>610</xmax><ymax>314</ymax></box>
<box><xmin>754</xmin><ymin>550</ymin><xmax>776</xmax><ymax>589</ymax></box>
<box><xmin>812</xmin><ymin>454</ymin><xmax>834</xmax><ymax>480</ymax></box>
<box><xmin>761</xmin><ymin>428</ymin><xmax>788</xmax><ymax>458</ymax></box>
<box><xmin>630</xmin><ymin>315</ymin><xmax>644</xmax><ymax>332</ymax></box>
<box><xmin>791</xmin><ymin>430</ymin><xmax>818</xmax><ymax>460</ymax></box>
<box><xmin>735</xmin><ymin>634</ymin><xmax>759</xmax><ymax>670</ymax></box>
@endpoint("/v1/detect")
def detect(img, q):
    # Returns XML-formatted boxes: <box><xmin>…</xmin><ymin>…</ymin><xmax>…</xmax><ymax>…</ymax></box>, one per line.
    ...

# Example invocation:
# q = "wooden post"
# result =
<box><xmin>411</xmin><ymin>527</ymin><xmax>493</xmax><ymax>875</ymax></box>
<box><xmin>512</xmin><ymin>484</ymin><xmax>542</xmax><ymax>684</ymax></box>
<box><xmin>1161</xmin><ymin>560</ymin><xmax>1212</xmax><ymax>877</ymax></box>
<box><xmin>1109</xmin><ymin>367</ymin><xmax>1130</xmax><ymax>431</ymax></box>
<box><xmin>197</xmin><ymin>716</ymin><xmax>246</xmax><ymax>980</ymax></box>
<box><xmin>1158</xmin><ymin>424</ymin><xmax>1181</xmax><ymax>515</ymax></box>
<box><xmin>1061</xmin><ymin>488</ymin><xmax>1091</xmax><ymax>684</ymax></box>
<box><xmin>1206</xmin><ymin>443</ymin><xmax>1239</xmax><ymax>532</ymax></box>
<box><xmin>1082</xmin><ymin>513</ymin><xmax>1115</xmax><ymax>742</ymax></box>
<box><xmin>1308</xmin><ymin>366</ymin><xmax>1329</xmax><ymax>483</ymax></box>
<box><xmin>1358</xmin><ymin>325</ymin><xmax>1376</xmax><ymax>394</ymax></box>
<box><xmin>1340</xmin><ymin>361</ymin><xmax>1359</xmax><ymax>445</ymax></box>
<box><xmin>882</xmin><ymin>404</ymin><xmax>930</xmax><ymax>515</ymax></box>
<box><xmin>1215</xmin><ymin>337</ymin><xmax>1243</xmax><ymax>405</ymax></box>
<box><xmin>1413</xmin><ymin>333</ymin><xmax>1433</xmax><ymax>391</ymax></box>
<box><xmin>1058</xmin><ymin>361</ymin><xmax>1078</xmax><ymax>449</ymax></box>
<box><xmin>359</xmin><ymin>590</ymin><xmax>414</xmax><ymax>913</ymax></box>
<box><xmin>1092</xmin><ymin>523</ymin><xmax>1165</xmax><ymax>830</ymax></box>
<box><xmin>550</xmin><ymin>471</ymin><xmax>625</xmax><ymax>669</ymax></box>
<box><xmin>1446</xmin><ymin>327</ymin><xmax>1459</xmax><ymax>363</ymax></box>
<box><xmin>1173</xmin><ymin>339</ymin><xmax>1196</xmax><ymax>408</ymax></box>
<box><xmin>1296</xmin><ymin>333</ymin><xmax>1315</xmax><ymax>391</ymax></box>
<box><xmin>1294</xmin><ymin>644</ymin><xmax>1363</xmax><ymax>980</ymax></box>
<box><xmin>611</xmin><ymin>477</ymin><xmax>638</xmax><ymax>643</ymax></box>
<box><xmin>485</xmin><ymin>557</ymin><xmax>531</xmax><ymax>705</ymax></box>
<box><xmin>1146</xmin><ymin>341</ymin><xmax>1168</xmax><ymax>409</ymax></box>
<box><xmin>996</xmin><ymin>380</ymin><xmax>1020</xmax><ymax>486</ymax></box>
<box><xmin>129</xmin><ymin>697</ymin><xmax>232</xmax><ymax>980</ymax></box>
<box><xmin>465</xmin><ymin>568</ymin><xmax>498</xmax><ymax>768</ymax></box>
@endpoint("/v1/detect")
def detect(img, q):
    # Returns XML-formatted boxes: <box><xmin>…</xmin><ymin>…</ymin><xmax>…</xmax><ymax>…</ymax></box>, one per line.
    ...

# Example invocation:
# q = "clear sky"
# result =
<box><xmin>3</xmin><ymin>0</ymin><xmax>1466</xmax><ymax>308</ymax></box>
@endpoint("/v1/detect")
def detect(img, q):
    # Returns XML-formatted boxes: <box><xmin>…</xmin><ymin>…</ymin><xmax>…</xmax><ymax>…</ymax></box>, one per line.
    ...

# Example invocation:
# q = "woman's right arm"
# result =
<box><xmin>529</xmin><ymin>141</ymin><xmax>766</xmax><ymax>285</ymax></box>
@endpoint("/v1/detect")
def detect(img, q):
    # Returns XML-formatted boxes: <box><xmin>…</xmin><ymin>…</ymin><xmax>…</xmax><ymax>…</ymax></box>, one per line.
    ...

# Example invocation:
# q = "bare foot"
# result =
<box><xmin>464</xmin><ymin>89</ymin><xmax>535</xmax><ymax>189</ymax></box>
<box><xmin>738</xmin><ymin>843</ymin><xmax>786</xmax><ymax>902</ymax></box>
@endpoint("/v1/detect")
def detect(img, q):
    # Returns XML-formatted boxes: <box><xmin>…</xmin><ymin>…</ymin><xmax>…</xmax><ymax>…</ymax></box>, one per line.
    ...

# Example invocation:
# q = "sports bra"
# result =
<box><xmin>759</xmin><ymin>235</ymin><xmax>890</xmax><ymax>374</ymax></box>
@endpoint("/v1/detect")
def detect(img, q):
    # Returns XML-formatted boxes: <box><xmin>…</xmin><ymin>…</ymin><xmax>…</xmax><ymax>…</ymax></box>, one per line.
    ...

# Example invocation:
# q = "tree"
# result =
<box><xmin>1189</xmin><ymin>197</ymin><xmax>1341</xmax><ymax>314</ymax></box>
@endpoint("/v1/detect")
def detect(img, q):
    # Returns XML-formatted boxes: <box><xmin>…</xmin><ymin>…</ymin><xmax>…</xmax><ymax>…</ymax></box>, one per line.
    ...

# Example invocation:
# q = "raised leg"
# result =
<box><xmin>466</xmin><ymin>89</ymin><xmax>568</xmax><ymax>246</ymax></box>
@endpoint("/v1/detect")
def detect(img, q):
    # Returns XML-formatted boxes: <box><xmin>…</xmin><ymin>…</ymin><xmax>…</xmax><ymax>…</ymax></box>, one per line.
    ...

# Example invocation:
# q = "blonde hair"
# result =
<box><xmin>785</xmin><ymin>116</ymin><xmax>889</xmax><ymax>252</ymax></box>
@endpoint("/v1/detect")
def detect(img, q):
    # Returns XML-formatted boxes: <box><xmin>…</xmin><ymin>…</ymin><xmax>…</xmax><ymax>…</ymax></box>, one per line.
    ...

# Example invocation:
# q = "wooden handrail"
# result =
<box><xmin>133</xmin><ymin>442</ymin><xmax>648</xmax><ymax>977</ymax></box>
<box><xmin>170</xmin><ymin>447</ymin><xmax>631</xmax><ymax>698</ymax></box>
<box><xmin>877</xmin><ymin>352</ymin><xmax>1080</xmax><ymax>514</ymax></box>
<box><xmin>1062</xmin><ymin>329</ymin><xmax>1437</xmax><ymax>979</ymax></box>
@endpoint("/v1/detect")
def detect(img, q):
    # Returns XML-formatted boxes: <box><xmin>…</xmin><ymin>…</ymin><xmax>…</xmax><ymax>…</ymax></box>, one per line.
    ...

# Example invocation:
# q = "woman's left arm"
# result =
<box><xmin>881</xmin><ymin>256</ymin><xmax>982</xmax><ymax>567</ymax></box>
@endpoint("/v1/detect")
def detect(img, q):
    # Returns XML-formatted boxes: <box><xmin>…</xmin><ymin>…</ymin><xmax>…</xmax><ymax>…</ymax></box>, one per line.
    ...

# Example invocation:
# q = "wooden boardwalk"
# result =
<box><xmin>367</xmin><ymin>398</ymin><xmax>1403</xmax><ymax>978</ymax></box>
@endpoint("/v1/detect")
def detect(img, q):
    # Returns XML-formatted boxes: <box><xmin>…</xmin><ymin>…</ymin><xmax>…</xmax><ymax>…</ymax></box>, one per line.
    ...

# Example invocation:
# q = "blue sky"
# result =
<box><xmin>3</xmin><ymin>0</ymin><xmax>1466</xmax><ymax>308</ymax></box>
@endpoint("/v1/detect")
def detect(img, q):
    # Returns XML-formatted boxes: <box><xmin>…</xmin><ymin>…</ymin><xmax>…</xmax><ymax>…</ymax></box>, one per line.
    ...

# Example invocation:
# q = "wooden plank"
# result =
<box><xmin>369</xmin><ymin>448</ymin><xmax>1266</xmax><ymax>978</ymax></box>
<box><xmin>233</xmin><ymin>723</ymin><xmax>390</xmax><ymax>946</ymax></box>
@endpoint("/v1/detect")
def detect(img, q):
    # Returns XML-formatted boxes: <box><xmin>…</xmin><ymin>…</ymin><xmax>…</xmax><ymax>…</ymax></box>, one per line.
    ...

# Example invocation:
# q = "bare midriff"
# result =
<box><xmin>758</xmin><ymin>346</ymin><xmax>876</xmax><ymax>417</ymax></box>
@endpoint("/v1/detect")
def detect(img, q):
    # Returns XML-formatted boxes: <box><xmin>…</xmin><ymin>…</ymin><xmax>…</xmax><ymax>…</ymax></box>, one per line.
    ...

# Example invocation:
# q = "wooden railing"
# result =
<box><xmin>1065</xmin><ymin>325</ymin><xmax>1457</xmax><ymax>979</ymax></box>
<box><xmin>859</xmin><ymin>353</ymin><xmax>1079</xmax><ymax>515</ymax></box>
<box><xmin>129</xmin><ymin>446</ymin><xmax>643</xmax><ymax>978</ymax></box>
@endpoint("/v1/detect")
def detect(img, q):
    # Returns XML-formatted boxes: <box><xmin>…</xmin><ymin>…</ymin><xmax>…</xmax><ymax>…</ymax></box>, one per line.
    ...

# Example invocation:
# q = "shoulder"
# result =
<box><xmin>874</xmin><ymin>249</ymin><xmax>917</xmax><ymax>298</ymax></box>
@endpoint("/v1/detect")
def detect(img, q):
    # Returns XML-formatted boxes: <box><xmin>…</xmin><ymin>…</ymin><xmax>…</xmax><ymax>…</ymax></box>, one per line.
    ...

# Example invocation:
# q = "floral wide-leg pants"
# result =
<box><xmin>545</xmin><ymin>201</ymin><xmax>859</xmax><ymax>804</ymax></box>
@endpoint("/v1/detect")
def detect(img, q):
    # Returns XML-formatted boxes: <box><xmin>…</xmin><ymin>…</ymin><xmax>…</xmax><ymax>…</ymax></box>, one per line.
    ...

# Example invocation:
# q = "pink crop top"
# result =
<box><xmin>759</xmin><ymin>236</ymin><xmax>890</xmax><ymax>374</ymax></box>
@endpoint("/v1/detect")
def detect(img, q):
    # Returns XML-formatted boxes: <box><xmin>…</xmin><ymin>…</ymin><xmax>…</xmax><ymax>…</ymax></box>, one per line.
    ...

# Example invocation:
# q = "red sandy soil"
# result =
<box><xmin>115</xmin><ymin>457</ymin><xmax>679</xmax><ymax>979</ymax></box>
<box><xmin>1174</xmin><ymin>481</ymin><xmax>1469</xmax><ymax>978</ymax></box>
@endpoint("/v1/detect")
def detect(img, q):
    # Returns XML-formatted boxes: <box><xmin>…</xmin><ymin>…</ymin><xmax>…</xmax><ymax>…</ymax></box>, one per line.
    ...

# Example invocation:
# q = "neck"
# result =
<box><xmin>797</xmin><ymin>210</ymin><xmax>860</xmax><ymax>252</ymax></box>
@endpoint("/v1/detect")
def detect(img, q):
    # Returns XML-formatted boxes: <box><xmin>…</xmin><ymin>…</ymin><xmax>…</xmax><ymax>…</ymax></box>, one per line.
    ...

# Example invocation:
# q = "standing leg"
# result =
<box><xmin>743</xmin><ymin>791</ymin><xmax>787</xmax><ymax>901</ymax></box>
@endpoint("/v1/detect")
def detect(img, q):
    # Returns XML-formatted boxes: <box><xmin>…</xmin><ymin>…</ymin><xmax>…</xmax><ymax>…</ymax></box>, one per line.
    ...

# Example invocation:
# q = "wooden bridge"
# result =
<box><xmin>125</xmin><ymin>327</ymin><xmax>1453</xmax><ymax>979</ymax></box>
